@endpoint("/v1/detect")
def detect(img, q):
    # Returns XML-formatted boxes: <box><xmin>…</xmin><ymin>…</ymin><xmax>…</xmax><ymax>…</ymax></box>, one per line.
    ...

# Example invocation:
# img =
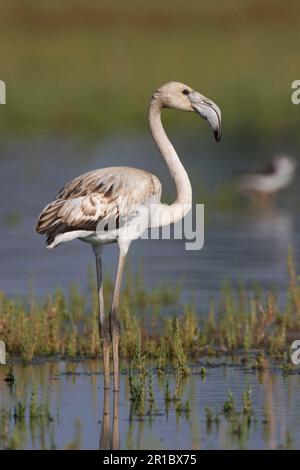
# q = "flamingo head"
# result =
<box><xmin>152</xmin><ymin>81</ymin><xmax>222</xmax><ymax>142</ymax></box>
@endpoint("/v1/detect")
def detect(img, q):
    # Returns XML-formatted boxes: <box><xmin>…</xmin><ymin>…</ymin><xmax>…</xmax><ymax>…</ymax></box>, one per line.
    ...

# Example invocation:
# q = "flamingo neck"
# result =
<box><xmin>148</xmin><ymin>98</ymin><xmax>192</xmax><ymax>226</ymax></box>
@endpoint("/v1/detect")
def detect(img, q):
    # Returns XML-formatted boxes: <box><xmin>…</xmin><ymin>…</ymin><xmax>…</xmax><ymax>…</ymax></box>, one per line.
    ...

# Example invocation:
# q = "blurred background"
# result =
<box><xmin>0</xmin><ymin>0</ymin><xmax>300</xmax><ymax>309</ymax></box>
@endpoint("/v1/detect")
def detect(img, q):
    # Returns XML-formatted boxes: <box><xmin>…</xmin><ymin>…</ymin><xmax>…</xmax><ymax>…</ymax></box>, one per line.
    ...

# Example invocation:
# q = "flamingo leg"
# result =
<box><xmin>99</xmin><ymin>389</ymin><xmax>110</xmax><ymax>449</ymax></box>
<box><xmin>110</xmin><ymin>249</ymin><xmax>126</xmax><ymax>392</ymax></box>
<box><xmin>93</xmin><ymin>246</ymin><xmax>110</xmax><ymax>389</ymax></box>
<box><xmin>111</xmin><ymin>390</ymin><xmax>120</xmax><ymax>449</ymax></box>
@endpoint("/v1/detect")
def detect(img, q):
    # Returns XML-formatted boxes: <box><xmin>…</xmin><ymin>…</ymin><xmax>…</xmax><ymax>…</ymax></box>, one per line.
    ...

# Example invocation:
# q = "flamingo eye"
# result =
<box><xmin>182</xmin><ymin>89</ymin><xmax>189</xmax><ymax>95</ymax></box>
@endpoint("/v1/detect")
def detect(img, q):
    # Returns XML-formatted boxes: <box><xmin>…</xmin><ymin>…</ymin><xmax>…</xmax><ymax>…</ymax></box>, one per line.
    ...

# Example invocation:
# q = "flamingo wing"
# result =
<box><xmin>35</xmin><ymin>167</ymin><xmax>161</xmax><ymax>246</ymax></box>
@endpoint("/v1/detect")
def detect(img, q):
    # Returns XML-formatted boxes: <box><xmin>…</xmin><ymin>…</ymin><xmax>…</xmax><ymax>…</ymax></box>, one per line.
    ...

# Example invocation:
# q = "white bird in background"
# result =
<box><xmin>35</xmin><ymin>82</ymin><xmax>222</xmax><ymax>391</ymax></box>
<box><xmin>238</xmin><ymin>155</ymin><xmax>297</xmax><ymax>209</ymax></box>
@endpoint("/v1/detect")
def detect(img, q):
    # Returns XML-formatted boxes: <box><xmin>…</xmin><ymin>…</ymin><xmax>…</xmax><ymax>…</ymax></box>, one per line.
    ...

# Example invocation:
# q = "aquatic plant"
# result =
<box><xmin>156</xmin><ymin>338</ymin><xmax>169</xmax><ymax>375</ymax></box>
<box><xmin>29</xmin><ymin>387</ymin><xmax>53</xmax><ymax>421</ymax></box>
<box><xmin>146</xmin><ymin>369</ymin><xmax>159</xmax><ymax>416</ymax></box>
<box><xmin>242</xmin><ymin>385</ymin><xmax>253</xmax><ymax>417</ymax></box>
<box><xmin>175</xmin><ymin>400</ymin><xmax>190</xmax><ymax>417</ymax></box>
<box><xmin>280</xmin><ymin>353</ymin><xmax>296</xmax><ymax>375</ymax></box>
<box><xmin>0</xmin><ymin>252</ymin><xmax>300</xmax><ymax>363</ymax></box>
<box><xmin>173</xmin><ymin>319</ymin><xmax>190</xmax><ymax>377</ymax></box>
<box><xmin>4</xmin><ymin>366</ymin><xmax>15</xmax><ymax>385</ymax></box>
<box><xmin>223</xmin><ymin>390</ymin><xmax>235</xmax><ymax>418</ymax></box>
<box><xmin>164</xmin><ymin>380</ymin><xmax>172</xmax><ymax>404</ymax></box>
<box><xmin>128</xmin><ymin>342</ymin><xmax>147</xmax><ymax>417</ymax></box>
<box><xmin>13</xmin><ymin>400</ymin><xmax>26</xmax><ymax>421</ymax></box>
<box><xmin>252</xmin><ymin>351</ymin><xmax>266</xmax><ymax>371</ymax></box>
<box><xmin>148</xmin><ymin>369</ymin><xmax>155</xmax><ymax>404</ymax></box>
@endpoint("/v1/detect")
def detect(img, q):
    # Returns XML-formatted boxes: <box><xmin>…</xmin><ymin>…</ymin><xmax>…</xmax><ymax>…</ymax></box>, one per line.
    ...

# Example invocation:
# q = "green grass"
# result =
<box><xmin>1</xmin><ymin>250</ymin><xmax>300</xmax><ymax>363</ymax></box>
<box><xmin>0</xmin><ymin>0</ymin><xmax>299</xmax><ymax>141</ymax></box>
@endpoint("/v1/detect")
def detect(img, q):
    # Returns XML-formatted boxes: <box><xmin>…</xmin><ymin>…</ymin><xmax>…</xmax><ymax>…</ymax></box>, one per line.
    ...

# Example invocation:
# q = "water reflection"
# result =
<box><xmin>112</xmin><ymin>392</ymin><xmax>120</xmax><ymax>450</ymax></box>
<box><xmin>239</xmin><ymin>209</ymin><xmax>294</xmax><ymax>248</ymax></box>
<box><xmin>99</xmin><ymin>389</ymin><xmax>110</xmax><ymax>449</ymax></box>
<box><xmin>99</xmin><ymin>390</ymin><xmax>119</xmax><ymax>450</ymax></box>
<box><xmin>0</xmin><ymin>360</ymin><xmax>300</xmax><ymax>449</ymax></box>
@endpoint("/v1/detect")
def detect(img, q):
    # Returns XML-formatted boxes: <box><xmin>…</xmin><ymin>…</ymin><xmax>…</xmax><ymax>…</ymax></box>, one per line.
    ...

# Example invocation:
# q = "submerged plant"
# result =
<box><xmin>4</xmin><ymin>366</ymin><xmax>15</xmax><ymax>385</ymax></box>
<box><xmin>175</xmin><ymin>400</ymin><xmax>190</xmax><ymax>417</ymax></box>
<box><xmin>280</xmin><ymin>362</ymin><xmax>295</xmax><ymax>375</ymax></box>
<box><xmin>252</xmin><ymin>351</ymin><xmax>266</xmax><ymax>371</ymax></box>
<box><xmin>173</xmin><ymin>319</ymin><xmax>190</xmax><ymax>377</ymax></box>
<box><xmin>164</xmin><ymin>380</ymin><xmax>172</xmax><ymax>404</ymax></box>
<box><xmin>147</xmin><ymin>370</ymin><xmax>156</xmax><ymax>404</ymax></box>
<box><xmin>157</xmin><ymin>338</ymin><xmax>168</xmax><ymax>375</ymax></box>
<box><xmin>128</xmin><ymin>342</ymin><xmax>147</xmax><ymax>417</ymax></box>
<box><xmin>242</xmin><ymin>385</ymin><xmax>253</xmax><ymax>417</ymax></box>
<box><xmin>13</xmin><ymin>401</ymin><xmax>26</xmax><ymax>421</ymax></box>
<box><xmin>29</xmin><ymin>387</ymin><xmax>53</xmax><ymax>421</ymax></box>
<box><xmin>147</xmin><ymin>370</ymin><xmax>158</xmax><ymax>416</ymax></box>
<box><xmin>223</xmin><ymin>390</ymin><xmax>235</xmax><ymax>418</ymax></box>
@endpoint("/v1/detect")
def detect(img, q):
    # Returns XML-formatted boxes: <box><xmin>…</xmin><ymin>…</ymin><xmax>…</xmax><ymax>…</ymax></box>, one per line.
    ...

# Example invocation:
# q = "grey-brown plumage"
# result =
<box><xmin>36</xmin><ymin>166</ymin><xmax>162</xmax><ymax>247</ymax></box>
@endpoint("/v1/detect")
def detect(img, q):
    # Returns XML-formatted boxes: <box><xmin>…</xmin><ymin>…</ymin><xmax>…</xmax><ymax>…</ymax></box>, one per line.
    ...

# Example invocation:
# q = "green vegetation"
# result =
<box><xmin>223</xmin><ymin>390</ymin><xmax>235</xmax><ymax>417</ymax></box>
<box><xmin>175</xmin><ymin>400</ymin><xmax>190</xmax><ymax>417</ymax></box>
<box><xmin>1</xmin><ymin>251</ymin><xmax>300</xmax><ymax>363</ymax></box>
<box><xmin>0</xmin><ymin>1</ymin><xmax>299</xmax><ymax>140</ymax></box>
<box><xmin>242</xmin><ymin>385</ymin><xmax>253</xmax><ymax>417</ymax></box>
<box><xmin>0</xmin><ymin>381</ymin><xmax>54</xmax><ymax>449</ymax></box>
<box><xmin>204</xmin><ymin>385</ymin><xmax>254</xmax><ymax>439</ymax></box>
<box><xmin>4</xmin><ymin>366</ymin><xmax>15</xmax><ymax>385</ymax></box>
<box><xmin>129</xmin><ymin>342</ymin><xmax>147</xmax><ymax>416</ymax></box>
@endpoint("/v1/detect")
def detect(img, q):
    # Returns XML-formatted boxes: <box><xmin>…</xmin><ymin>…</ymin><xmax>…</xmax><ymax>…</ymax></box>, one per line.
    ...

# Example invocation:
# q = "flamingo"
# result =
<box><xmin>35</xmin><ymin>82</ymin><xmax>222</xmax><ymax>391</ymax></box>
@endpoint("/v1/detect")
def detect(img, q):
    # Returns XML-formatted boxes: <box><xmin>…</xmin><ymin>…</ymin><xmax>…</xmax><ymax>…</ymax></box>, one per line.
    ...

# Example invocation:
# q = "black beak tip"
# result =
<box><xmin>214</xmin><ymin>130</ymin><xmax>221</xmax><ymax>142</ymax></box>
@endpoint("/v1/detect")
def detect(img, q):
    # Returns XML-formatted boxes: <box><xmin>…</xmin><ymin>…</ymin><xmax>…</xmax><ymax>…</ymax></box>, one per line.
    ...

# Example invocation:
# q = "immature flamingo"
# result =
<box><xmin>35</xmin><ymin>82</ymin><xmax>222</xmax><ymax>391</ymax></box>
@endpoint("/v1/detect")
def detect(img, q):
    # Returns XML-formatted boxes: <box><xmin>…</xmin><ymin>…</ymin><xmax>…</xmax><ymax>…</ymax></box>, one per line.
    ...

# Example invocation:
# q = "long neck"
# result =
<box><xmin>149</xmin><ymin>98</ymin><xmax>192</xmax><ymax>226</ymax></box>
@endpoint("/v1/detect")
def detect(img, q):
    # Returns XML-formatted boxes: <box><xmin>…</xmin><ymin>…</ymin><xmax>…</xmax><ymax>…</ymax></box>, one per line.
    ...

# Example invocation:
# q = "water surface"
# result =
<box><xmin>0</xmin><ymin>135</ymin><xmax>299</xmax><ymax>309</ymax></box>
<box><xmin>0</xmin><ymin>360</ymin><xmax>299</xmax><ymax>450</ymax></box>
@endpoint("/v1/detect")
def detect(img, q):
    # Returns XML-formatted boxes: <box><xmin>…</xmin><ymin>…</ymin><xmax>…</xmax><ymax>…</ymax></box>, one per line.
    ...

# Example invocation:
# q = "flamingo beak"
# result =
<box><xmin>188</xmin><ymin>92</ymin><xmax>222</xmax><ymax>142</ymax></box>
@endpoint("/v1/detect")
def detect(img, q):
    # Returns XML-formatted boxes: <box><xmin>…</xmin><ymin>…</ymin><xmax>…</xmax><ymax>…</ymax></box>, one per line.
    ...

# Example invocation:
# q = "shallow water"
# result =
<box><xmin>0</xmin><ymin>135</ymin><xmax>300</xmax><ymax>309</ymax></box>
<box><xmin>0</xmin><ymin>359</ymin><xmax>299</xmax><ymax>450</ymax></box>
